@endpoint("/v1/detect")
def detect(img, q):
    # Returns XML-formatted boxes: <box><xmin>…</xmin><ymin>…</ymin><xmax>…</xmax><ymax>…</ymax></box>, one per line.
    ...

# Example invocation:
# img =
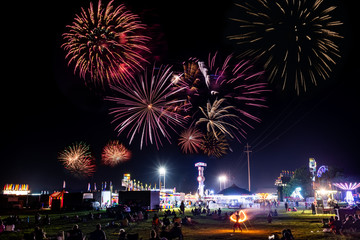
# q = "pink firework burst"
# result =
<box><xmin>178</xmin><ymin>128</ymin><xmax>204</xmax><ymax>154</ymax></box>
<box><xmin>62</xmin><ymin>0</ymin><xmax>150</xmax><ymax>85</ymax></box>
<box><xmin>106</xmin><ymin>65</ymin><xmax>188</xmax><ymax>150</ymax></box>
<box><xmin>102</xmin><ymin>140</ymin><xmax>131</xmax><ymax>166</ymax></box>
<box><xmin>58</xmin><ymin>142</ymin><xmax>96</xmax><ymax>178</ymax></box>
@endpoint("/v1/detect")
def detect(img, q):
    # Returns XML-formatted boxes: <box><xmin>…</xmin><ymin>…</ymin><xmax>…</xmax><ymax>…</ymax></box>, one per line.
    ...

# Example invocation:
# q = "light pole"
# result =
<box><xmin>159</xmin><ymin>167</ymin><xmax>166</xmax><ymax>191</ymax></box>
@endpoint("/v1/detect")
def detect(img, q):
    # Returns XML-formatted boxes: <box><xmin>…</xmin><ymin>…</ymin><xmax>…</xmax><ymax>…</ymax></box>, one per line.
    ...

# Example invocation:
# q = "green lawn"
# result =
<box><xmin>1</xmin><ymin>208</ymin><xmax>359</xmax><ymax>239</ymax></box>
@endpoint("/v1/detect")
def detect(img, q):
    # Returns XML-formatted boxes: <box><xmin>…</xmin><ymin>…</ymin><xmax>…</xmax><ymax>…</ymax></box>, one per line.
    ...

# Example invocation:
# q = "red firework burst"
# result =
<box><xmin>102</xmin><ymin>140</ymin><xmax>131</xmax><ymax>166</ymax></box>
<box><xmin>178</xmin><ymin>128</ymin><xmax>204</xmax><ymax>154</ymax></box>
<box><xmin>58</xmin><ymin>142</ymin><xmax>96</xmax><ymax>177</ymax></box>
<box><xmin>62</xmin><ymin>0</ymin><xmax>150</xmax><ymax>85</ymax></box>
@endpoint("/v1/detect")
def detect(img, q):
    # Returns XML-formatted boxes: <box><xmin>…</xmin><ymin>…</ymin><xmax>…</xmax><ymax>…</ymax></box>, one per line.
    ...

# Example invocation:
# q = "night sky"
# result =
<box><xmin>2</xmin><ymin>0</ymin><xmax>359</xmax><ymax>194</ymax></box>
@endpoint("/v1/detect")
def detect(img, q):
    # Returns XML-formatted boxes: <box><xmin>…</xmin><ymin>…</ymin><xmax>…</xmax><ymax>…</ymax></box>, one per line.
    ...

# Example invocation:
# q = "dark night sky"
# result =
<box><xmin>1</xmin><ymin>0</ymin><xmax>359</xmax><ymax>193</ymax></box>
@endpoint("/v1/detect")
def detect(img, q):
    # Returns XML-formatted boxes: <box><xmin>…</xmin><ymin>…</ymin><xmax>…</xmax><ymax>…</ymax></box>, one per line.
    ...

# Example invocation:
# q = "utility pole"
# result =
<box><xmin>244</xmin><ymin>143</ymin><xmax>252</xmax><ymax>192</ymax></box>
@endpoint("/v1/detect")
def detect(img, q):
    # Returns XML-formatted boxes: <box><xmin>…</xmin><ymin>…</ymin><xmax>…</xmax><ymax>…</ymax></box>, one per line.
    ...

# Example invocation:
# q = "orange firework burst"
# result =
<box><xmin>58</xmin><ymin>142</ymin><xmax>96</xmax><ymax>178</ymax></box>
<box><xmin>102</xmin><ymin>140</ymin><xmax>131</xmax><ymax>167</ymax></box>
<box><xmin>62</xmin><ymin>0</ymin><xmax>150</xmax><ymax>85</ymax></box>
<box><xmin>178</xmin><ymin>128</ymin><xmax>204</xmax><ymax>154</ymax></box>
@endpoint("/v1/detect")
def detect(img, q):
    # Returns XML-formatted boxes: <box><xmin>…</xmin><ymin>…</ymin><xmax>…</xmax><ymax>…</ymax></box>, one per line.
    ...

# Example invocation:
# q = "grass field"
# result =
<box><xmin>1</xmin><ymin>207</ymin><xmax>359</xmax><ymax>239</ymax></box>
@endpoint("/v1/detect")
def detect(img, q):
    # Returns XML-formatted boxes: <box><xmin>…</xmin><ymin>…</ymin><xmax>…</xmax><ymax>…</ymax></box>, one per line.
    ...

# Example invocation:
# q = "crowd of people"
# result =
<box><xmin>3</xmin><ymin>200</ymin><xmax>360</xmax><ymax>239</ymax></box>
<box><xmin>324</xmin><ymin>214</ymin><xmax>360</xmax><ymax>234</ymax></box>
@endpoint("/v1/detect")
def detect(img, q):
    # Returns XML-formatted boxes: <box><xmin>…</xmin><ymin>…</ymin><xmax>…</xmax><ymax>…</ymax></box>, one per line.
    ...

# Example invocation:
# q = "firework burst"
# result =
<box><xmin>102</xmin><ymin>140</ymin><xmax>131</xmax><ymax>166</ymax></box>
<box><xmin>62</xmin><ymin>0</ymin><xmax>150</xmax><ymax>85</ymax></box>
<box><xmin>106</xmin><ymin>65</ymin><xmax>188</xmax><ymax>150</ymax></box>
<box><xmin>58</xmin><ymin>142</ymin><xmax>96</xmax><ymax>178</ymax></box>
<box><xmin>201</xmin><ymin>132</ymin><xmax>229</xmax><ymax>158</ymax></box>
<box><xmin>193</xmin><ymin>53</ymin><xmax>269</xmax><ymax>142</ymax></box>
<box><xmin>228</xmin><ymin>0</ymin><xmax>342</xmax><ymax>94</ymax></box>
<box><xmin>196</xmin><ymin>98</ymin><xmax>239</xmax><ymax>140</ymax></box>
<box><xmin>178</xmin><ymin>127</ymin><xmax>204</xmax><ymax>154</ymax></box>
<box><xmin>175</xmin><ymin>58</ymin><xmax>205</xmax><ymax>105</ymax></box>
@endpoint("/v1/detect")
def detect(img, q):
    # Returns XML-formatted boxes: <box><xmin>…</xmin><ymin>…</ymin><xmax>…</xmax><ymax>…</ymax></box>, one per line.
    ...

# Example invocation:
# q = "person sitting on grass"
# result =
<box><xmin>353</xmin><ymin>215</ymin><xmax>360</xmax><ymax>232</ymax></box>
<box><xmin>169</xmin><ymin>222</ymin><xmax>183</xmax><ymax>240</ymax></box>
<box><xmin>280</xmin><ymin>229</ymin><xmax>294</xmax><ymax>240</ymax></box>
<box><xmin>89</xmin><ymin>223</ymin><xmax>106</xmax><ymax>240</ymax></box>
<box><xmin>33</xmin><ymin>226</ymin><xmax>46</xmax><ymax>240</ymax></box>
<box><xmin>163</xmin><ymin>215</ymin><xmax>170</xmax><ymax>228</ymax></box>
<box><xmin>149</xmin><ymin>229</ymin><xmax>159</xmax><ymax>240</ymax></box>
<box><xmin>118</xmin><ymin>229</ymin><xmax>126</xmax><ymax>240</ymax></box>
<box><xmin>67</xmin><ymin>224</ymin><xmax>83</xmax><ymax>240</ymax></box>
<box><xmin>342</xmin><ymin>215</ymin><xmax>355</xmax><ymax>233</ymax></box>
<box><xmin>152</xmin><ymin>214</ymin><xmax>160</xmax><ymax>227</ymax></box>
<box><xmin>0</xmin><ymin>220</ymin><xmax>5</xmax><ymax>234</ymax></box>
<box><xmin>152</xmin><ymin>214</ymin><xmax>161</xmax><ymax>236</ymax></box>
<box><xmin>331</xmin><ymin>216</ymin><xmax>342</xmax><ymax>234</ymax></box>
<box><xmin>328</xmin><ymin>216</ymin><xmax>334</xmax><ymax>226</ymax></box>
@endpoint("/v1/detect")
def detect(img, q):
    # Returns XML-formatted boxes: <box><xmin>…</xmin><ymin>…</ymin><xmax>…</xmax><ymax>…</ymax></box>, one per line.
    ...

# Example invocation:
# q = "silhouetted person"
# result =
<box><xmin>311</xmin><ymin>203</ymin><xmax>316</xmax><ymax>215</ymax></box>
<box><xmin>163</xmin><ymin>215</ymin><xmax>170</xmax><ymax>227</ymax></box>
<box><xmin>169</xmin><ymin>222</ymin><xmax>183</xmax><ymax>240</ymax></box>
<box><xmin>268</xmin><ymin>213</ymin><xmax>273</xmax><ymax>223</ymax></box>
<box><xmin>118</xmin><ymin>229</ymin><xmax>126</xmax><ymax>240</ymax></box>
<box><xmin>68</xmin><ymin>224</ymin><xmax>83</xmax><ymax>240</ymax></box>
<box><xmin>89</xmin><ymin>223</ymin><xmax>106</xmax><ymax>240</ymax></box>
<box><xmin>33</xmin><ymin>227</ymin><xmax>46</xmax><ymax>240</ymax></box>
<box><xmin>149</xmin><ymin>229</ymin><xmax>159</xmax><ymax>240</ymax></box>
<box><xmin>180</xmin><ymin>201</ymin><xmax>185</xmax><ymax>215</ymax></box>
<box><xmin>233</xmin><ymin>212</ymin><xmax>242</xmax><ymax>232</ymax></box>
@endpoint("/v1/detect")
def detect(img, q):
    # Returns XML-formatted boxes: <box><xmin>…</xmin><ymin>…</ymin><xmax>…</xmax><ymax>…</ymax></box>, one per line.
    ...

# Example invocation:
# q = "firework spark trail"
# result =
<box><xmin>58</xmin><ymin>142</ymin><xmax>96</xmax><ymax>177</ymax></box>
<box><xmin>195</xmin><ymin>53</ymin><xmax>269</xmax><ymax>143</ymax></box>
<box><xmin>196</xmin><ymin>98</ymin><xmax>239</xmax><ymax>140</ymax></box>
<box><xmin>228</xmin><ymin>0</ymin><xmax>342</xmax><ymax>94</ymax></box>
<box><xmin>62</xmin><ymin>0</ymin><xmax>150</xmax><ymax>85</ymax></box>
<box><xmin>178</xmin><ymin>127</ymin><xmax>204</xmax><ymax>154</ymax></box>
<box><xmin>102</xmin><ymin>140</ymin><xmax>131</xmax><ymax>166</ymax></box>
<box><xmin>201</xmin><ymin>131</ymin><xmax>229</xmax><ymax>158</ymax></box>
<box><xmin>106</xmin><ymin>65</ymin><xmax>189</xmax><ymax>150</ymax></box>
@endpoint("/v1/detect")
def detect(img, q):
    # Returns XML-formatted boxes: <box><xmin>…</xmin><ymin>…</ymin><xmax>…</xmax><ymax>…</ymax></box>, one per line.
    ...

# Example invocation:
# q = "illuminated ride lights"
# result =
<box><xmin>290</xmin><ymin>187</ymin><xmax>304</xmax><ymax>200</ymax></box>
<box><xmin>333</xmin><ymin>182</ymin><xmax>360</xmax><ymax>204</ymax></box>
<box><xmin>317</xmin><ymin>165</ymin><xmax>328</xmax><ymax>178</ymax></box>
<box><xmin>3</xmin><ymin>184</ymin><xmax>30</xmax><ymax>195</ymax></box>
<box><xmin>230</xmin><ymin>210</ymin><xmax>247</xmax><ymax>223</ymax></box>
<box><xmin>195</xmin><ymin>162</ymin><xmax>207</xmax><ymax>197</ymax></box>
